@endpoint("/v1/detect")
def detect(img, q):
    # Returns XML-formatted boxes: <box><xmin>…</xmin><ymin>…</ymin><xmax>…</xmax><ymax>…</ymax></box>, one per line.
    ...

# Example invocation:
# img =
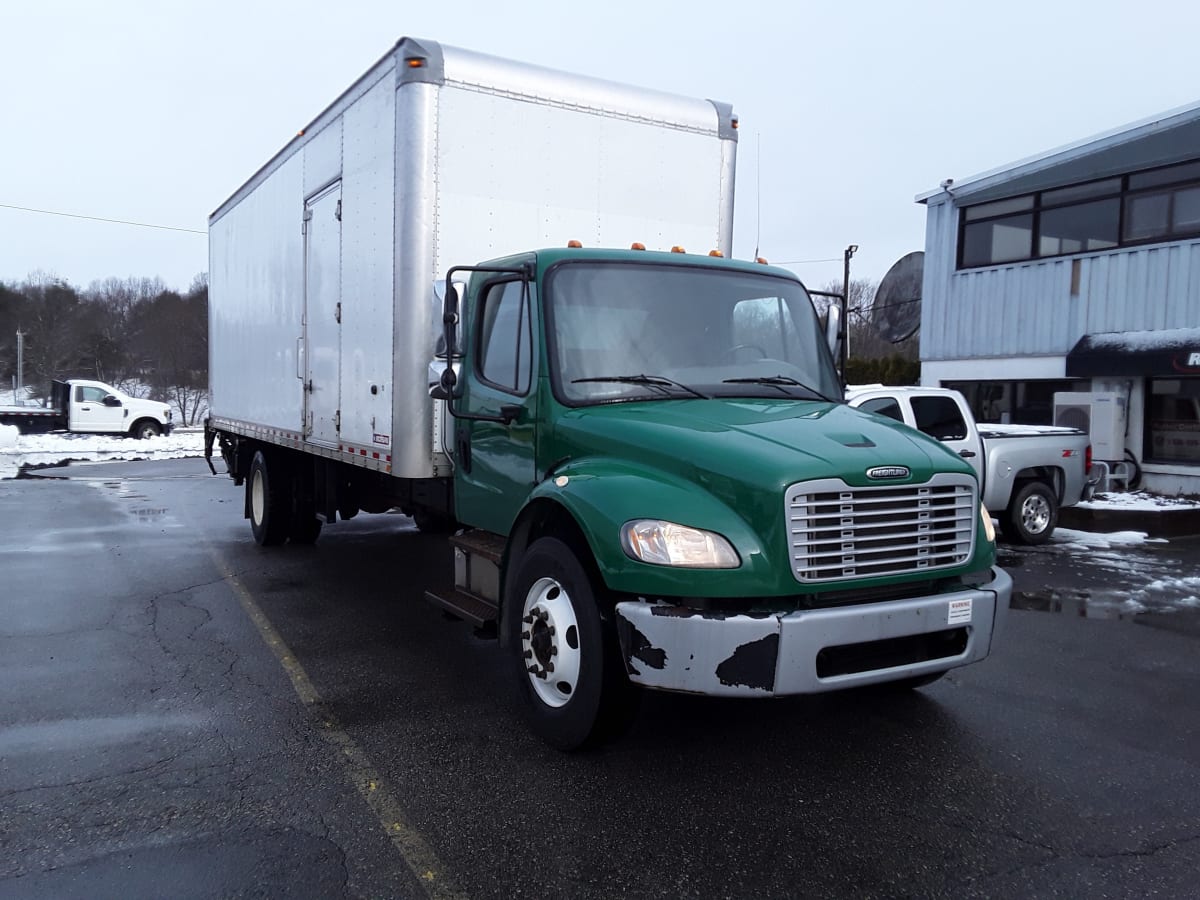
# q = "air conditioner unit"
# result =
<box><xmin>1053</xmin><ymin>391</ymin><xmax>1127</xmax><ymax>460</ymax></box>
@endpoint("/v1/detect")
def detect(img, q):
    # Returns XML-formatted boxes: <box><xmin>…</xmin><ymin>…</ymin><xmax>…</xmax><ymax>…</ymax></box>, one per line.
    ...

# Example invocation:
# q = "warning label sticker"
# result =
<box><xmin>947</xmin><ymin>598</ymin><xmax>973</xmax><ymax>625</ymax></box>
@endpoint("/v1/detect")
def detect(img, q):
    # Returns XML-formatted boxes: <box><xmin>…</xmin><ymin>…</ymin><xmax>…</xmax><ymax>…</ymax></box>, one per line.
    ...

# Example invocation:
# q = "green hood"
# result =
<box><xmin>545</xmin><ymin>399</ymin><xmax>985</xmax><ymax>597</ymax></box>
<box><xmin>553</xmin><ymin>398</ymin><xmax>973</xmax><ymax>494</ymax></box>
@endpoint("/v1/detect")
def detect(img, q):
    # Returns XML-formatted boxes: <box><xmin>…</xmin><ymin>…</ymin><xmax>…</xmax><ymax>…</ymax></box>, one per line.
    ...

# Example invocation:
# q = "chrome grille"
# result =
<box><xmin>786</xmin><ymin>474</ymin><xmax>976</xmax><ymax>583</ymax></box>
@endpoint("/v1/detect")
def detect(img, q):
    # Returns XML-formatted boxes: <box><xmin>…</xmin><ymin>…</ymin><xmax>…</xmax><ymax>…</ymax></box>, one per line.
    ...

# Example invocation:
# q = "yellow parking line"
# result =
<box><xmin>211</xmin><ymin>550</ymin><xmax>467</xmax><ymax>900</ymax></box>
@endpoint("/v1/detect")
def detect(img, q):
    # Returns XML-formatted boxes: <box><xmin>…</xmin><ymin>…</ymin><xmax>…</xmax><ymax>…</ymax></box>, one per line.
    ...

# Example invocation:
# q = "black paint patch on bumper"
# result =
<box><xmin>716</xmin><ymin>633</ymin><xmax>779</xmax><ymax>692</ymax></box>
<box><xmin>616</xmin><ymin>616</ymin><xmax>667</xmax><ymax>673</ymax></box>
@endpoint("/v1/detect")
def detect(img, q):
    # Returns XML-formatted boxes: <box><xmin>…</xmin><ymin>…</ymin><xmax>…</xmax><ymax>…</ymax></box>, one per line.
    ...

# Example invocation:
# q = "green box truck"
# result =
<box><xmin>206</xmin><ymin>38</ymin><xmax>1010</xmax><ymax>749</ymax></box>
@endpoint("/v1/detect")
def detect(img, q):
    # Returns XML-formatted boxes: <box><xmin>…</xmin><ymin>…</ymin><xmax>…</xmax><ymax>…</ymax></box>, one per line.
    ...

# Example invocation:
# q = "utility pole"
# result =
<box><xmin>842</xmin><ymin>245</ymin><xmax>858</xmax><ymax>377</ymax></box>
<box><xmin>15</xmin><ymin>329</ymin><xmax>24</xmax><ymax>397</ymax></box>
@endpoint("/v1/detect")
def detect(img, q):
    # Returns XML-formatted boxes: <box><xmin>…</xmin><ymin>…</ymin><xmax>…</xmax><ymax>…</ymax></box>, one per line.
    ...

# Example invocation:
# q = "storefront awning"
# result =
<box><xmin>1066</xmin><ymin>328</ymin><xmax>1200</xmax><ymax>377</ymax></box>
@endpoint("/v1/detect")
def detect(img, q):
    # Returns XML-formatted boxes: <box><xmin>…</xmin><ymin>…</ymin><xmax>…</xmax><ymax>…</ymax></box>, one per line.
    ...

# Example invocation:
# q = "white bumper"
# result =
<box><xmin>614</xmin><ymin>567</ymin><xmax>1012</xmax><ymax>697</ymax></box>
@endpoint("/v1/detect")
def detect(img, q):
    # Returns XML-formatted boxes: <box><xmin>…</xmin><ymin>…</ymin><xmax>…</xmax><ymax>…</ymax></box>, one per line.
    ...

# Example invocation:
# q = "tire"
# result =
<box><xmin>248</xmin><ymin>450</ymin><xmax>292</xmax><ymax>546</ymax></box>
<box><xmin>1001</xmin><ymin>481</ymin><xmax>1058</xmax><ymax>545</ymax></box>
<box><xmin>887</xmin><ymin>671</ymin><xmax>946</xmax><ymax>690</ymax></box>
<box><xmin>288</xmin><ymin>511</ymin><xmax>323</xmax><ymax>544</ymax></box>
<box><xmin>132</xmin><ymin>419</ymin><xmax>162</xmax><ymax>439</ymax></box>
<box><xmin>508</xmin><ymin>537</ymin><xmax>638</xmax><ymax>751</ymax></box>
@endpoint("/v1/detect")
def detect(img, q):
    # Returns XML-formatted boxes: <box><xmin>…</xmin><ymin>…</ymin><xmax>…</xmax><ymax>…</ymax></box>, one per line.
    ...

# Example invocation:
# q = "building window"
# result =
<box><xmin>943</xmin><ymin>379</ymin><xmax>1085</xmax><ymax>426</ymax></box>
<box><xmin>957</xmin><ymin>158</ymin><xmax>1200</xmax><ymax>269</ymax></box>
<box><xmin>1145</xmin><ymin>377</ymin><xmax>1200</xmax><ymax>464</ymax></box>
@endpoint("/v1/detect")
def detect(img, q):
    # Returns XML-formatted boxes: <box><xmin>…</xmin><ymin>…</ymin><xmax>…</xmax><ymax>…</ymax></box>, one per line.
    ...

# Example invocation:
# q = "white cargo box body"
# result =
<box><xmin>209</xmin><ymin>37</ymin><xmax>738</xmax><ymax>479</ymax></box>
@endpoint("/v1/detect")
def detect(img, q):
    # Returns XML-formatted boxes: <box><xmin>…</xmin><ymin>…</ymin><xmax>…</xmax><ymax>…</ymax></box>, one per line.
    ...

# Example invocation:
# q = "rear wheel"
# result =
<box><xmin>248</xmin><ymin>450</ymin><xmax>292</xmax><ymax>546</ymax></box>
<box><xmin>508</xmin><ymin>537</ymin><xmax>638</xmax><ymax>750</ymax></box>
<box><xmin>1001</xmin><ymin>481</ymin><xmax>1058</xmax><ymax>545</ymax></box>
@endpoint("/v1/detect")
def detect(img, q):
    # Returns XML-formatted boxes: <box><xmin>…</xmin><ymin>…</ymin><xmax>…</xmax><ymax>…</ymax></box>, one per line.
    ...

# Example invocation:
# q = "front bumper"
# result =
<box><xmin>614</xmin><ymin>567</ymin><xmax>1012</xmax><ymax>697</ymax></box>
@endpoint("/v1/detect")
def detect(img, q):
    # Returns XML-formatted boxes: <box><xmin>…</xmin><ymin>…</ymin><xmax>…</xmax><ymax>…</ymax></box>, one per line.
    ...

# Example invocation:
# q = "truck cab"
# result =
<box><xmin>59</xmin><ymin>380</ymin><xmax>174</xmax><ymax>438</ymax></box>
<box><xmin>432</xmin><ymin>248</ymin><xmax>1011</xmax><ymax>747</ymax></box>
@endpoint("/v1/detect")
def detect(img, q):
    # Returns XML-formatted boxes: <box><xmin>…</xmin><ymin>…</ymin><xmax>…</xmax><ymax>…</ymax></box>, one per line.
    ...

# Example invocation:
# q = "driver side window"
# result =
<box><xmin>477</xmin><ymin>280</ymin><xmax>532</xmax><ymax>395</ymax></box>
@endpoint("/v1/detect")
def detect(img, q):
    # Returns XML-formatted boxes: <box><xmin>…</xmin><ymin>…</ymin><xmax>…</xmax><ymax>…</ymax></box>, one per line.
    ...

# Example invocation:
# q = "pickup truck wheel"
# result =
<box><xmin>248</xmin><ymin>450</ymin><xmax>292</xmax><ymax>546</ymax></box>
<box><xmin>1002</xmin><ymin>481</ymin><xmax>1058</xmax><ymax>545</ymax></box>
<box><xmin>132</xmin><ymin>420</ymin><xmax>162</xmax><ymax>439</ymax></box>
<box><xmin>509</xmin><ymin>538</ymin><xmax>637</xmax><ymax>751</ymax></box>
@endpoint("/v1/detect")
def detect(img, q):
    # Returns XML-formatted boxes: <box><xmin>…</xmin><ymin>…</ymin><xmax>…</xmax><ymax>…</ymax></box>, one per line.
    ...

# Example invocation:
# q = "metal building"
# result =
<box><xmin>917</xmin><ymin>101</ymin><xmax>1200</xmax><ymax>495</ymax></box>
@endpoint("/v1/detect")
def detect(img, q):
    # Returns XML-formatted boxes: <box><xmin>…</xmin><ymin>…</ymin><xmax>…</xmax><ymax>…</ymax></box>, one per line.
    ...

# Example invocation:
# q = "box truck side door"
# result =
<box><xmin>303</xmin><ymin>183</ymin><xmax>342</xmax><ymax>444</ymax></box>
<box><xmin>454</xmin><ymin>277</ymin><xmax>539</xmax><ymax>535</ymax></box>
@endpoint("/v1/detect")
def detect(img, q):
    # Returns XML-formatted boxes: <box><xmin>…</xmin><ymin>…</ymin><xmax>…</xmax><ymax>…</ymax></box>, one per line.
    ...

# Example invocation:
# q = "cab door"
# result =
<box><xmin>303</xmin><ymin>183</ymin><xmax>342</xmax><ymax>445</ymax></box>
<box><xmin>909</xmin><ymin>394</ymin><xmax>985</xmax><ymax>486</ymax></box>
<box><xmin>454</xmin><ymin>277</ymin><xmax>539</xmax><ymax>535</ymax></box>
<box><xmin>71</xmin><ymin>384</ymin><xmax>125</xmax><ymax>433</ymax></box>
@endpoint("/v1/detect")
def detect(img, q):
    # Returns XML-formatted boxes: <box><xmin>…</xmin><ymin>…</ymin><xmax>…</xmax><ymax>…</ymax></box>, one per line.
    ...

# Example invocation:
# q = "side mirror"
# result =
<box><xmin>824</xmin><ymin>305</ymin><xmax>843</xmax><ymax>359</ymax></box>
<box><xmin>103</xmin><ymin>395</ymin><xmax>122</xmax><ymax>408</ymax></box>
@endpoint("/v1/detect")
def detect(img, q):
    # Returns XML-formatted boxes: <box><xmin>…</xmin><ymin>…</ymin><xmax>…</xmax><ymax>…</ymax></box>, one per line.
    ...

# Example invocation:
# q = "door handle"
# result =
<box><xmin>959</xmin><ymin>449</ymin><xmax>977</xmax><ymax>458</ymax></box>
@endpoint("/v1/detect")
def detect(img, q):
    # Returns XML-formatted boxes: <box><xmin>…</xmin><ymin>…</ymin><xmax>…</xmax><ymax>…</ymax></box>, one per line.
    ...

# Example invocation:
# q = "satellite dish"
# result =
<box><xmin>873</xmin><ymin>251</ymin><xmax>924</xmax><ymax>343</ymax></box>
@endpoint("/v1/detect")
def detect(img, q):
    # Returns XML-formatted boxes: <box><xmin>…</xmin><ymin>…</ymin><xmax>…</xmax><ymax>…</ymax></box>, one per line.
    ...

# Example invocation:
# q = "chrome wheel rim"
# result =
<box><xmin>521</xmin><ymin>576</ymin><xmax>582</xmax><ymax>709</ymax></box>
<box><xmin>1021</xmin><ymin>493</ymin><xmax>1051</xmax><ymax>534</ymax></box>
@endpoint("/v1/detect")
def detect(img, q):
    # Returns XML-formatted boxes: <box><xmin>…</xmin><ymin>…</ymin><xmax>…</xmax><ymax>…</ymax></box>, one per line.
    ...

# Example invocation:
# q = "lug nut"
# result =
<box><xmin>523</xmin><ymin>649</ymin><xmax>532</xmax><ymax>659</ymax></box>
<box><xmin>527</xmin><ymin>665</ymin><xmax>538</xmax><ymax>674</ymax></box>
<box><xmin>521</xmin><ymin>630</ymin><xmax>530</xmax><ymax>640</ymax></box>
<box><xmin>523</xmin><ymin>614</ymin><xmax>534</xmax><ymax>624</ymax></box>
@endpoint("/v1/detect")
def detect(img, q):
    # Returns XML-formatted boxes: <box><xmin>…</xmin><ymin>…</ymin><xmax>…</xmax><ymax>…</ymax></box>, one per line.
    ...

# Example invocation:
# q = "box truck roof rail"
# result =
<box><xmin>211</xmin><ymin>36</ymin><xmax>737</xmax><ymax>225</ymax></box>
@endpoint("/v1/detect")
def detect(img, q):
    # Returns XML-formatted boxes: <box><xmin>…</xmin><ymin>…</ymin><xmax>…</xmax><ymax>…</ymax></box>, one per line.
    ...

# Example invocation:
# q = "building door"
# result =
<box><xmin>303</xmin><ymin>183</ymin><xmax>342</xmax><ymax>445</ymax></box>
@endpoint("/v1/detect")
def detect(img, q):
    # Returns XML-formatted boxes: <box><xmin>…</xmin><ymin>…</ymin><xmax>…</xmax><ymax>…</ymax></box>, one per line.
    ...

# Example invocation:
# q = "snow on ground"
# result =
<box><xmin>1078</xmin><ymin>490</ymin><xmax>1200</xmax><ymax>511</ymax></box>
<box><xmin>0</xmin><ymin>426</ymin><xmax>205</xmax><ymax>480</ymax></box>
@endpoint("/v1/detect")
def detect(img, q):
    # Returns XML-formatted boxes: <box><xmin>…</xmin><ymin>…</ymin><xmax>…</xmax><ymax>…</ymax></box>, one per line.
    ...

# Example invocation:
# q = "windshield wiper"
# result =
<box><xmin>571</xmin><ymin>374</ymin><xmax>710</xmax><ymax>400</ymax></box>
<box><xmin>721</xmin><ymin>375</ymin><xmax>833</xmax><ymax>401</ymax></box>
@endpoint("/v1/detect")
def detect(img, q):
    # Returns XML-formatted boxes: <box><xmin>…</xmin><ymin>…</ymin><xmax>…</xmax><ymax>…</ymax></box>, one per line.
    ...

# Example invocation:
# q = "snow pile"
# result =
<box><xmin>0</xmin><ymin>429</ymin><xmax>206</xmax><ymax>479</ymax></box>
<box><xmin>1078</xmin><ymin>490</ymin><xmax>1200</xmax><ymax>511</ymax></box>
<box><xmin>1051</xmin><ymin>527</ymin><xmax>1167</xmax><ymax>550</ymax></box>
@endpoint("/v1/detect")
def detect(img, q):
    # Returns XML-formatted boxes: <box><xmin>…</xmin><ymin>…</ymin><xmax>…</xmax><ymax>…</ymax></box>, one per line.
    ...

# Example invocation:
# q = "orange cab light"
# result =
<box><xmin>670</xmin><ymin>245</ymin><xmax>686</xmax><ymax>254</ymax></box>
<box><xmin>406</xmin><ymin>57</ymin><xmax>425</xmax><ymax>68</ymax></box>
<box><xmin>630</xmin><ymin>242</ymin><xmax>646</xmax><ymax>251</ymax></box>
<box><xmin>755</xmin><ymin>256</ymin><xmax>769</xmax><ymax>265</ymax></box>
<box><xmin>708</xmin><ymin>250</ymin><xmax>724</xmax><ymax>257</ymax></box>
<box><xmin>297</xmin><ymin>129</ymin><xmax>305</xmax><ymax>136</ymax></box>
<box><xmin>567</xmin><ymin>239</ymin><xmax>583</xmax><ymax>248</ymax></box>
<box><xmin>731</xmin><ymin>116</ymin><xmax>739</xmax><ymax>130</ymax></box>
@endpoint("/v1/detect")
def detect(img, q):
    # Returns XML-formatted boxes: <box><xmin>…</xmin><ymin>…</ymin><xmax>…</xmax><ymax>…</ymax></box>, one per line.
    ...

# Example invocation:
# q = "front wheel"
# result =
<box><xmin>508</xmin><ymin>538</ymin><xmax>638</xmax><ymax>750</ymax></box>
<box><xmin>1001</xmin><ymin>481</ymin><xmax>1058</xmax><ymax>545</ymax></box>
<box><xmin>132</xmin><ymin>419</ymin><xmax>162</xmax><ymax>439</ymax></box>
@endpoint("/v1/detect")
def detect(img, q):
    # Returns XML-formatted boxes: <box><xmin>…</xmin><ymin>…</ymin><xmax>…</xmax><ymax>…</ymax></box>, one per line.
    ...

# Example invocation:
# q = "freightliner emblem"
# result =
<box><xmin>866</xmin><ymin>466</ymin><xmax>910</xmax><ymax>480</ymax></box>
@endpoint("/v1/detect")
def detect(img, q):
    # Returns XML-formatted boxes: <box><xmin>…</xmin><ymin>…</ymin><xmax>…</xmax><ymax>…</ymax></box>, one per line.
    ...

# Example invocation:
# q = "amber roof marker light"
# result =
<box><xmin>670</xmin><ymin>246</ymin><xmax>686</xmax><ymax>254</ymax></box>
<box><xmin>630</xmin><ymin>242</ymin><xmax>646</xmax><ymax>251</ymax></box>
<box><xmin>567</xmin><ymin>240</ymin><xmax>583</xmax><ymax>248</ymax></box>
<box><xmin>405</xmin><ymin>57</ymin><xmax>426</xmax><ymax>68</ymax></box>
<box><xmin>708</xmin><ymin>250</ymin><xmax>724</xmax><ymax>257</ymax></box>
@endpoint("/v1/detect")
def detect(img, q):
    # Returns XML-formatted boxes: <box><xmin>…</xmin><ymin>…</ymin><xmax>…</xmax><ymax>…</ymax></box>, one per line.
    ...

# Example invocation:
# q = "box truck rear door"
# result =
<box><xmin>303</xmin><ymin>183</ymin><xmax>342</xmax><ymax>445</ymax></box>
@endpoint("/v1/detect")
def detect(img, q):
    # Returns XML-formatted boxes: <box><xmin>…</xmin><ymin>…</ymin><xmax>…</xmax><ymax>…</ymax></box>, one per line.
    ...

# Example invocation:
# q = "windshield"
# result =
<box><xmin>545</xmin><ymin>261</ymin><xmax>842</xmax><ymax>405</ymax></box>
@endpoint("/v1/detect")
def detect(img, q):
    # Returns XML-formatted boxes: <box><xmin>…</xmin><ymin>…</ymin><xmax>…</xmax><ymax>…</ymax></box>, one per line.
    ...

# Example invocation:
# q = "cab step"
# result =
<box><xmin>424</xmin><ymin>529</ymin><xmax>507</xmax><ymax>635</ymax></box>
<box><xmin>424</xmin><ymin>586</ymin><xmax>498</xmax><ymax>629</ymax></box>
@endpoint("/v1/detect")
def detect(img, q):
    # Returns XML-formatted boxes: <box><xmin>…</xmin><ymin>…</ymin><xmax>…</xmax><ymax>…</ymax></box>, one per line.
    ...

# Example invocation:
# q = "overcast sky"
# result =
<box><xmin>1</xmin><ymin>0</ymin><xmax>1197</xmax><ymax>294</ymax></box>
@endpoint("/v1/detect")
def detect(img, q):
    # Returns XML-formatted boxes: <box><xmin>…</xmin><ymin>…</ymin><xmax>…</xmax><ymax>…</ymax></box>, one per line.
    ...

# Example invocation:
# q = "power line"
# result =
<box><xmin>0</xmin><ymin>202</ymin><xmax>205</xmax><ymax>235</ymax></box>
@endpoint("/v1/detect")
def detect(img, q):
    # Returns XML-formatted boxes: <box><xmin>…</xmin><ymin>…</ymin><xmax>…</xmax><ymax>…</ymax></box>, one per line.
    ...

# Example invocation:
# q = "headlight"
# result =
<box><xmin>980</xmin><ymin>503</ymin><xmax>996</xmax><ymax>544</ymax></box>
<box><xmin>620</xmin><ymin>519</ymin><xmax>740</xmax><ymax>568</ymax></box>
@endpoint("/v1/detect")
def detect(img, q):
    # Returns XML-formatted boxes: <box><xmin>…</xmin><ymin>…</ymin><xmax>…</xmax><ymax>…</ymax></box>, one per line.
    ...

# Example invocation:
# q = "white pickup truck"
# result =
<box><xmin>847</xmin><ymin>385</ymin><xmax>1092</xmax><ymax>544</ymax></box>
<box><xmin>0</xmin><ymin>379</ymin><xmax>173</xmax><ymax>439</ymax></box>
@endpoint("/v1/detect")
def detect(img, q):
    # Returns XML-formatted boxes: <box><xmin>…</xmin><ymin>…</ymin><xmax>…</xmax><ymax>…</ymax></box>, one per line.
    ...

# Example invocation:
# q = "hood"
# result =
<box><xmin>553</xmin><ymin>399</ymin><xmax>973</xmax><ymax>497</ymax></box>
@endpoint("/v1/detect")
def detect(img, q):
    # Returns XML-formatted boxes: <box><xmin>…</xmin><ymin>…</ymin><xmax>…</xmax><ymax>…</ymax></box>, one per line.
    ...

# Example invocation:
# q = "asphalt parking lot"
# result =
<box><xmin>2</xmin><ymin>459</ymin><xmax>1199</xmax><ymax>899</ymax></box>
